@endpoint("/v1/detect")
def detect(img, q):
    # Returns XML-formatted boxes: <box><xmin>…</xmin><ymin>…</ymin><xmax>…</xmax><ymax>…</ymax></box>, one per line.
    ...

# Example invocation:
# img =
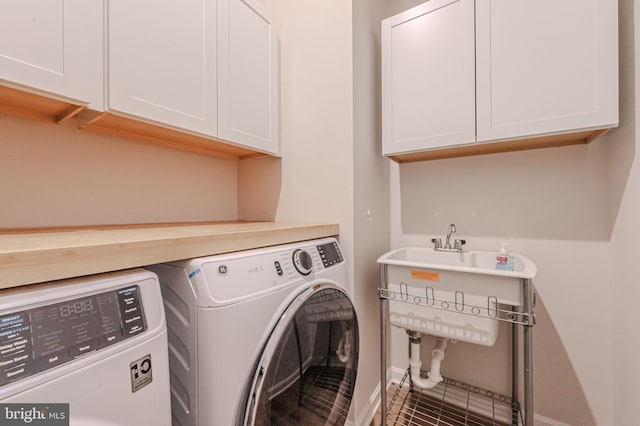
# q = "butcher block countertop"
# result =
<box><xmin>0</xmin><ymin>221</ymin><xmax>339</xmax><ymax>289</ymax></box>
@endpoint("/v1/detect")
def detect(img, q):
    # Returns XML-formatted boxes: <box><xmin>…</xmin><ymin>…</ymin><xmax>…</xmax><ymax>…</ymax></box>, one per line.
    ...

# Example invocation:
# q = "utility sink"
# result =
<box><xmin>378</xmin><ymin>247</ymin><xmax>537</xmax><ymax>346</ymax></box>
<box><xmin>380</xmin><ymin>247</ymin><xmax>537</xmax><ymax>279</ymax></box>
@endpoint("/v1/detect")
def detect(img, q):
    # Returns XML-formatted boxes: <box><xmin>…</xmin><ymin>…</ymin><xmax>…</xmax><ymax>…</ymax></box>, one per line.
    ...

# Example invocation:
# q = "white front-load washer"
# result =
<box><xmin>147</xmin><ymin>237</ymin><xmax>359</xmax><ymax>426</ymax></box>
<box><xmin>0</xmin><ymin>269</ymin><xmax>171</xmax><ymax>425</ymax></box>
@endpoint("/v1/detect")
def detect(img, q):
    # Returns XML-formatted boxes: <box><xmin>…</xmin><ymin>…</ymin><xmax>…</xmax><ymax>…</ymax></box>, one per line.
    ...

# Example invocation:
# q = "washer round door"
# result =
<box><xmin>244</xmin><ymin>283</ymin><xmax>359</xmax><ymax>426</ymax></box>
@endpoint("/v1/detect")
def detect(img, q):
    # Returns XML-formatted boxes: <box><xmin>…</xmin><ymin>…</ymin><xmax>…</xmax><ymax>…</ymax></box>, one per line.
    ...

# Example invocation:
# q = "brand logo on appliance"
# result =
<box><xmin>130</xmin><ymin>354</ymin><xmax>153</xmax><ymax>393</ymax></box>
<box><xmin>217</xmin><ymin>265</ymin><xmax>228</xmax><ymax>276</ymax></box>
<box><xmin>0</xmin><ymin>404</ymin><xmax>68</xmax><ymax>425</ymax></box>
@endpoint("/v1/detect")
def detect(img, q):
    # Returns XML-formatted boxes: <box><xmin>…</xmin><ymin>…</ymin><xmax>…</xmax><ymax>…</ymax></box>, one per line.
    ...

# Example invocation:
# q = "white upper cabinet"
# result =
<box><xmin>217</xmin><ymin>0</ymin><xmax>279</xmax><ymax>153</ymax></box>
<box><xmin>108</xmin><ymin>0</ymin><xmax>280</xmax><ymax>154</ymax></box>
<box><xmin>108</xmin><ymin>0</ymin><xmax>218</xmax><ymax>136</ymax></box>
<box><xmin>475</xmin><ymin>0</ymin><xmax>618</xmax><ymax>143</ymax></box>
<box><xmin>0</xmin><ymin>0</ymin><xmax>104</xmax><ymax>109</ymax></box>
<box><xmin>382</xmin><ymin>0</ymin><xmax>475</xmax><ymax>155</ymax></box>
<box><xmin>382</xmin><ymin>0</ymin><xmax>618</xmax><ymax>161</ymax></box>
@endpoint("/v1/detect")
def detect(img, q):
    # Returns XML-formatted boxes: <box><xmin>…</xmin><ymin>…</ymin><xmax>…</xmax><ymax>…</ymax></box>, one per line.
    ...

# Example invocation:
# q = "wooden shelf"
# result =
<box><xmin>0</xmin><ymin>83</ymin><xmax>86</xmax><ymax>124</ymax></box>
<box><xmin>386</xmin><ymin>129</ymin><xmax>609</xmax><ymax>163</ymax></box>
<box><xmin>79</xmin><ymin>111</ymin><xmax>265</xmax><ymax>160</ymax></box>
<box><xmin>0</xmin><ymin>83</ymin><xmax>273</xmax><ymax>161</ymax></box>
<box><xmin>0</xmin><ymin>221</ymin><xmax>339</xmax><ymax>289</ymax></box>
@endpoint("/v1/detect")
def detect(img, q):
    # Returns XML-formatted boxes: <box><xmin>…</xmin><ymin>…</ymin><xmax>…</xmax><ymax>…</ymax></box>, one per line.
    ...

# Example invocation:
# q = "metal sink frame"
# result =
<box><xmin>377</xmin><ymin>247</ymin><xmax>537</xmax><ymax>426</ymax></box>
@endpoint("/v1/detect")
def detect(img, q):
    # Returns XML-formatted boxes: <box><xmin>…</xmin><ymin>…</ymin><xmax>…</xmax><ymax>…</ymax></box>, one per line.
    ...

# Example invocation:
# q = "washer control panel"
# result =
<box><xmin>0</xmin><ymin>286</ymin><xmax>146</xmax><ymax>387</ymax></box>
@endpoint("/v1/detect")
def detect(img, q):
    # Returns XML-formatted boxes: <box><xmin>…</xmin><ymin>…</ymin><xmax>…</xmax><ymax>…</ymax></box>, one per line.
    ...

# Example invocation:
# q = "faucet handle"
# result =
<box><xmin>431</xmin><ymin>238</ymin><xmax>442</xmax><ymax>249</ymax></box>
<box><xmin>454</xmin><ymin>239</ymin><xmax>466</xmax><ymax>250</ymax></box>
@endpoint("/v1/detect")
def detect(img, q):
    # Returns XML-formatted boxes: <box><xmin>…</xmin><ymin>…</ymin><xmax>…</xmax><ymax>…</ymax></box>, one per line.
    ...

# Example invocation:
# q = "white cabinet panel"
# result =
<box><xmin>108</xmin><ymin>0</ymin><xmax>279</xmax><ymax>154</ymax></box>
<box><xmin>218</xmin><ymin>0</ymin><xmax>279</xmax><ymax>154</ymax></box>
<box><xmin>382</xmin><ymin>0</ymin><xmax>618</xmax><ymax>161</ymax></box>
<box><xmin>475</xmin><ymin>0</ymin><xmax>618</xmax><ymax>142</ymax></box>
<box><xmin>0</xmin><ymin>0</ymin><xmax>103</xmax><ymax>108</ymax></box>
<box><xmin>382</xmin><ymin>0</ymin><xmax>475</xmax><ymax>155</ymax></box>
<box><xmin>1</xmin><ymin>2</ymin><xmax>64</xmax><ymax>75</ymax></box>
<box><xmin>108</xmin><ymin>0</ymin><xmax>218</xmax><ymax>135</ymax></box>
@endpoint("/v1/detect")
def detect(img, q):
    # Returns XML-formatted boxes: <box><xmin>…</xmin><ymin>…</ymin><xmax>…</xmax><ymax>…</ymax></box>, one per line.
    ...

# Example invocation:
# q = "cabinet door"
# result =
<box><xmin>475</xmin><ymin>0</ymin><xmax>618</xmax><ymax>142</ymax></box>
<box><xmin>381</xmin><ymin>0</ymin><xmax>475</xmax><ymax>155</ymax></box>
<box><xmin>0</xmin><ymin>0</ymin><xmax>103</xmax><ymax>109</ymax></box>
<box><xmin>217</xmin><ymin>0</ymin><xmax>280</xmax><ymax>154</ymax></box>
<box><xmin>108</xmin><ymin>0</ymin><xmax>217</xmax><ymax>135</ymax></box>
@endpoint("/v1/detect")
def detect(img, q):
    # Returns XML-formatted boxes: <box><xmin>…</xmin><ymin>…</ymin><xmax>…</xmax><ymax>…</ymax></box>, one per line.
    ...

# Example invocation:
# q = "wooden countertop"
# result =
<box><xmin>0</xmin><ymin>221</ymin><xmax>339</xmax><ymax>289</ymax></box>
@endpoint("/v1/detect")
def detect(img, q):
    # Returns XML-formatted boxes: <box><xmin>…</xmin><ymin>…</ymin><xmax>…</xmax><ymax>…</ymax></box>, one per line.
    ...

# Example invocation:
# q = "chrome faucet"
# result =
<box><xmin>444</xmin><ymin>224</ymin><xmax>456</xmax><ymax>249</ymax></box>
<box><xmin>431</xmin><ymin>224</ymin><xmax>466</xmax><ymax>252</ymax></box>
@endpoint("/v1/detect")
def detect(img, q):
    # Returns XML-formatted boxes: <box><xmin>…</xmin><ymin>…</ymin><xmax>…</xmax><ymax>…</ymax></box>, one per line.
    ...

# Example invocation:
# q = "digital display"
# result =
<box><xmin>317</xmin><ymin>242</ymin><xmax>343</xmax><ymax>267</ymax></box>
<box><xmin>0</xmin><ymin>286</ymin><xmax>146</xmax><ymax>387</ymax></box>
<box><xmin>59</xmin><ymin>299</ymin><xmax>94</xmax><ymax>318</ymax></box>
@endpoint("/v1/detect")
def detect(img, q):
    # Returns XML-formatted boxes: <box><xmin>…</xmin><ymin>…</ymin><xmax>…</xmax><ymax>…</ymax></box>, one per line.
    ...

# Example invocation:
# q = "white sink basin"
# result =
<box><xmin>379</xmin><ymin>247</ymin><xmax>537</xmax><ymax>279</ymax></box>
<box><xmin>378</xmin><ymin>247</ymin><xmax>537</xmax><ymax>346</ymax></box>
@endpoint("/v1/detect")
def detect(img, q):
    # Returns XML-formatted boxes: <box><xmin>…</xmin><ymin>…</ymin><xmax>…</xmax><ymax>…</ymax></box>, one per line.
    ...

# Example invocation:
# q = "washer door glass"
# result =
<box><xmin>244</xmin><ymin>284</ymin><xmax>358</xmax><ymax>426</ymax></box>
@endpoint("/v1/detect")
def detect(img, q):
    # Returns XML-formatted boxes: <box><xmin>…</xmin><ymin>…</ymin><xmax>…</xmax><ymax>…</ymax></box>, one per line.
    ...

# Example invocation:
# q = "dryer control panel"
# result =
<box><xmin>0</xmin><ymin>286</ymin><xmax>147</xmax><ymax>387</ymax></box>
<box><xmin>286</xmin><ymin>241</ymin><xmax>344</xmax><ymax>278</ymax></box>
<box><xmin>191</xmin><ymin>237</ymin><xmax>347</xmax><ymax>306</ymax></box>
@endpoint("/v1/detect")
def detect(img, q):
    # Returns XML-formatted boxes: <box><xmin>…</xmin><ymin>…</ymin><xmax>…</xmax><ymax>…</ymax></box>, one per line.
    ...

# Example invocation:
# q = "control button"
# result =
<box><xmin>126</xmin><ymin>322</ymin><xmax>145</xmax><ymax>336</ymax></box>
<box><xmin>292</xmin><ymin>249</ymin><xmax>313</xmax><ymax>276</ymax></box>
<box><xmin>274</xmin><ymin>261</ymin><xmax>283</xmax><ymax>276</ymax></box>
<box><xmin>71</xmin><ymin>340</ymin><xmax>98</xmax><ymax>357</ymax></box>
<box><xmin>102</xmin><ymin>332</ymin><xmax>123</xmax><ymax>346</ymax></box>
<box><xmin>217</xmin><ymin>265</ymin><xmax>228</xmax><ymax>276</ymax></box>
<box><xmin>36</xmin><ymin>350</ymin><xmax>68</xmax><ymax>370</ymax></box>
<box><xmin>123</xmin><ymin>305</ymin><xmax>139</xmax><ymax>315</ymax></box>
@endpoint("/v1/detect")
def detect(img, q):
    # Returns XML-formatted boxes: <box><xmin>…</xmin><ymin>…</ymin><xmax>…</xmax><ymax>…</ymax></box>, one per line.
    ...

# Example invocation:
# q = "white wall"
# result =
<box><xmin>610</xmin><ymin>1</ymin><xmax>640</xmax><ymax>424</ymax></box>
<box><xmin>241</xmin><ymin>0</ymin><xmax>353</xmax><ymax>228</ymax></box>
<box><xmin>352</xmin><ymin>0</ymin><xmax>390</xmax><ymax>423</ymax></box>
<box><xmin>0</xmin><ymin>113</ymin><xmax>237</xmax><ymax>228</ymax></box>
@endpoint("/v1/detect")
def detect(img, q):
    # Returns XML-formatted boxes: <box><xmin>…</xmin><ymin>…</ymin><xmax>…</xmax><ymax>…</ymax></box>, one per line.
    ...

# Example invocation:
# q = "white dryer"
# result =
<box><xmin>147</xmin><ymin>237</ymin><xmax>359</xmax><ymax>426</ymax></box>
<box><xmin>0</xmin><ymin>269</ymin><xmax>171</xmax><ymax>426</ymax></box>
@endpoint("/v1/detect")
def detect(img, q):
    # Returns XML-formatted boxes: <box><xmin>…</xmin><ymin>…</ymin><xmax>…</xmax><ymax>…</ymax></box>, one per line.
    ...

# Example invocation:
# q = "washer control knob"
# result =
<box><xmin>293</xmin><ymin>249</ymin><xmax>313</xmax><ymax>276</ymax></box>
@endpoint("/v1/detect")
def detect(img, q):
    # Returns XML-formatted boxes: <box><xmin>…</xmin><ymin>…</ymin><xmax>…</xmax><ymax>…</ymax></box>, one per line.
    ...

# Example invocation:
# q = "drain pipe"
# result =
<box><xmin>407</xmin><ymin>330</ymin><xmax>448</xmax><ymax>389</ymax></box>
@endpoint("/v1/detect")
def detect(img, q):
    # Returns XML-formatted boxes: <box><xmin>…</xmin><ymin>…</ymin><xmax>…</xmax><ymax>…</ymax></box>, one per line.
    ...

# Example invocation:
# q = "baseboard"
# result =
<box><xmin>390</xmin><ymin>366</ymin><xmax>407</xmax><ymax>384</ymax></box>
<box><xmin>348</xmin><ymin>384</ymin><xmax>379</xmax><ymax>426</ymax></box>
<box><xmin>347</xmin><ymin>368</ymin><xmax>396</xmax><ymax>426</ymax></box>
<box><xmin>534</xmin><ymin>413</ymin><xmax>572</xmax><ymax>426</ymax></box>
